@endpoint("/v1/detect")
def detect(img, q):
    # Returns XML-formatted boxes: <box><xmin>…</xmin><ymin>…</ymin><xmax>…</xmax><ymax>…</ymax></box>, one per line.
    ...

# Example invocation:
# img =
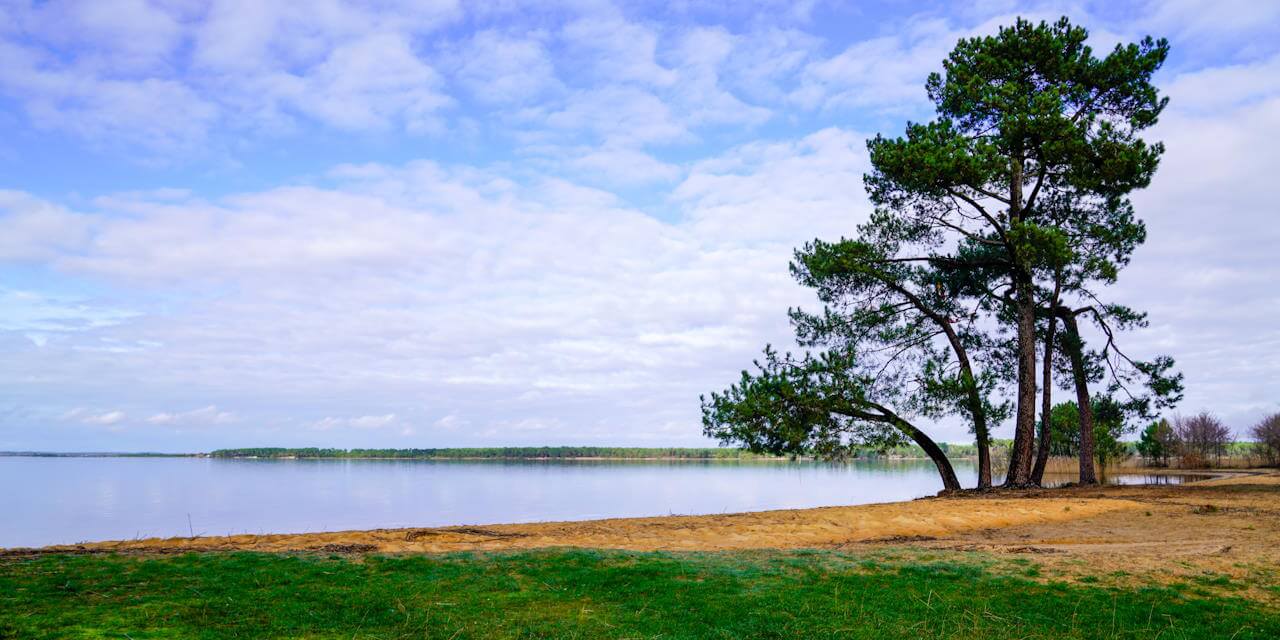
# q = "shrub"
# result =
<box><xmin>1173</xmin><ymin>412</ymin><xmax>1233</xmax><ymax>467</ymax></box>
<box><xmin>1136</xmin><ymin>418</ymin><xmax>1177</xmax><ymax>466</ymax></box>
<box><xmin>1251</xmin><ymin>413</ymin><xmax>1280</xmax><ymax>466</ymax></box>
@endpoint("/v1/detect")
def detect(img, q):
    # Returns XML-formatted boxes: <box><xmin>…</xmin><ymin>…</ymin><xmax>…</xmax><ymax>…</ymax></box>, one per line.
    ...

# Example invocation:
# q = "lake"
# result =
<box><xmin>0</xmin><ymin>456</ymin><xmax>1195</xmax><ymax>549</ymax></box>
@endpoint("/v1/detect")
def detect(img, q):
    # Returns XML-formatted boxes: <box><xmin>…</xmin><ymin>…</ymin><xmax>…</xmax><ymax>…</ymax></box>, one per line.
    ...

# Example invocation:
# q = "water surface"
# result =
<box><xmin>0</xmin><ymin>456</ymin><xmax>1194</xmax><ymax>548</ymax></box>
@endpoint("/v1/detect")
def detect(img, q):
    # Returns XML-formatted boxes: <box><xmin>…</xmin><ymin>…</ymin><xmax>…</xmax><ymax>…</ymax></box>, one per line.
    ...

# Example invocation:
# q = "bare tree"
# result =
<box><xmin>1173</xmin><ymin>412</ymin><xmax>1233</xmax><ymax>467</ymax></box>
<box><xmin>1251</xmin><ymin>413</ymin><xmax>1280</xmax><ymax>467</ymax></box>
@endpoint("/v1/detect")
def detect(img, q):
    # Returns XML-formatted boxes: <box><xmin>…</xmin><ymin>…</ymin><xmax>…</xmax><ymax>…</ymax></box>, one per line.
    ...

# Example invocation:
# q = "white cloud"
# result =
<box><xmin>790</xmin><ymin>20</ymin><xmax>950</xmax><ymax>112</ymax></box>
<box><xmin>0</xmin><ymin>1</ymin><xmax>789</xmax><ymax>160</ymax></box>
<box><xmin>561</xmin><ymin>15</ymin><xmax>677</xmax><ymax>87</ymax></box>
<box><xmin>350</xmin><ymin>414</ymin><xmax>397</xmax><ymax>429</ymax></box>
<box><xmin>16</xmin><ymin>0</ymin><xmax>188</xmax><ymax>72</ymax></box>
<box><xmin>1091</xmin><ymin>54</ymin><xmax>1280</xmax><ymax>435</ymax></box>
<box><xmin>0</xmin><ymin>191</ymin><xmax>92</xmax><ymax>261</ymax></box>
<box><xmin>565</xmin><ymin>145</ymin><xmax>682</xmax><ymax>185</ymax></box>
<box><xmin>454</xmin><ymin>29</ymin><xmax>559</xmax><ymax>105</ymax></box>
<box><xmin>0</xmin><ymin>135</ymin><xmax>861</xmax><ymax>443</ymax></box>
<box><xmin>312</xmin><ymin>414</ymin><xmax>400</xmax><ymax>431</ymax></box>
<box><xmin>666</xmin><ymin>26</ymin><xmax>772</xmax><ymax>128</ymax></box>
<box><xmin>280</xmin><ymin>33</ymin><xmax>451</xmax><ymax>132</ymax></box>
<box><xmin>0</xmin><ymin>0</ymin><xmax>461</xmax><ymax>150</ymax></box>
<box><xmin>0</xmin><ymin>288</ymin><xmax>138</xmax><ymax>335</ymax></box>
<box><xmin>717</xmin><ymin>27</ymin><xmax>818</xmax><ymax>104</ymax></box>
<box><xmin>543</xmin><ymin>86</ymin><xmax>689</xmax><ymax>145</ymax></box>
<box><xmin>146</xmin><ymin>406</ymin><xmax>236</xmax><ymax>426</ymax></box>
<box><xmin>1161</xmin><ymin>54</ymin><xmax>1280</xmax><ymax>114</ymax></box>
<box><xmin>13</xmin><ymin>82</ymin><xmax>1275</xmax><ymax>443</ymax></box>
<box><xmin>0</xmin><ymin>40</ymin><xmax>219</xmax><ymax>152</ymax></box>
<box><xmin>2</xmin><ymin>1</ymin><xmax>1280</xmax><ymax>449</ymax></box>
<box><xmin>675</xmin><ymin>127</ymin><xmax>871</xmax><ymax>243</ymax></box>
<box><xmin>83</xmin><ymin>410</ymin><xmax>125</xmax><ymax>426</ymax></box>
<box><xmin>189</xmin><ymin>0</ymin><xmax>461</xmax><ymax>72</ymax></box>
<box><xmin>434</xmin><ymin>414</ymin><xmax>464</xmax><ymax>430</ymax></box>
<box><xmin>788</xmin><ymin>9</ymin><xmax>1117</xmax><ymax>115</ymax></box>
<box><xmin>1140</xmin><ymin>0</ymin><xmax>1280</xmax><ymax>47</ymax></box>
<box><xmin>189</xmin><ymin>0</ymin><xmax>287</xmax><ymax>72</ymax></box>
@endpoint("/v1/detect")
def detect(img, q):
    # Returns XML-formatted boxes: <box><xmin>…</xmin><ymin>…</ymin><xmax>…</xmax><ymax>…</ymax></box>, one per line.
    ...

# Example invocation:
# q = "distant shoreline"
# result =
<box><xmin>1</xmin><ymin>446</ymin><xmax>980</xmax><ymax>461</ymax></box>
<box><xmin>0</xmin><ymin>451</ymin><xmax>197</xmax><ymax>458</ymax></box>
<box><xmin>204</xmin><ymin>455</ymin><xmax>960</xmax><ymax>462</ymax></box>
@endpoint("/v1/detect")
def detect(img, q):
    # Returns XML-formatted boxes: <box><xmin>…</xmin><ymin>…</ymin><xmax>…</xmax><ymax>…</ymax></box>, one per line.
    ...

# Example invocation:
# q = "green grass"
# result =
<box><xmin>2</xmin><ymin>549</ymin><xmax>1276</xmax><ymax>639</ymax></box>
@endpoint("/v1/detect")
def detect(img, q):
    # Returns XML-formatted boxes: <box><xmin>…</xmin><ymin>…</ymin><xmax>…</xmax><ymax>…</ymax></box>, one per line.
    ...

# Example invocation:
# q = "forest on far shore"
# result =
<box><xmin>207</xmin><ymin>445</ymin><xmax>979</xmax><ymax>461</ymax></box>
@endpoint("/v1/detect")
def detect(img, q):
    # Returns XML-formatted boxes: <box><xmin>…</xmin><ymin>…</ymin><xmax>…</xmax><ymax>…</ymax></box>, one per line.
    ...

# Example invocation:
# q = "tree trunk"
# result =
<box><xmin>1031</xmin><ymin>312</ymin><xmax>1057</xmax><ymax>485</ymax></box>
<box><xmin>897</xmin><ymin>419</ymin><xmax>962</xmax><ymax>493</ymax></box>
<box><xmin>937</xmin><ymin>322</ymin><xmax>991</xmax><ymax>489</ymax></box>
<box><xmin>1003</xmin><ymin>153</ymin><xmax>1037</xmax><ymax>488</ymax></box>
<box><xmin>1005</xmin><ymin>276</ymin><xmax>1038</xmax><ymax>487</ymax></box>
<box><xmin>1060</xmin><ymin>312</ymin><xmax>1098</xmax><ymax>485</ymax></box>
<box><xmin>878</xmin><ymin>279</ymin><xmax>991</xmax><ymax>489</ymax></box>
<box><xmin>970</xmin><ymin>379</ymin><xmax>993</xmax><ymax>490</ymax></box>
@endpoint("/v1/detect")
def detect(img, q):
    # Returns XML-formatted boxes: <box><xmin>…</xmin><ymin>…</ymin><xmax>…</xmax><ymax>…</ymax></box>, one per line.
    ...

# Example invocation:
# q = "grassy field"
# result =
<box><xmin>2</xmin><ymin>549</ymin><xmax>1277</xmax><ymax>639</ymax></box>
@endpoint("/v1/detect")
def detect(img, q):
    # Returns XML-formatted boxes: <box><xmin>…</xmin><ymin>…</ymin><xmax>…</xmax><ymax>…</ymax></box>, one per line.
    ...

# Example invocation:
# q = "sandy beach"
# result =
<box><xmin>13</xmin><ymin>471</ymin><xmax>1276</xmax><ymax>593</ymax></box>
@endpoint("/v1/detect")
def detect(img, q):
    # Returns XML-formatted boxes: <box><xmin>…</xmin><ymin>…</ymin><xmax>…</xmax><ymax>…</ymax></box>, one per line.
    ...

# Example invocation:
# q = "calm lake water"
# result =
<box><xmin>0</xmin><ymin>456</ymin><xmax>1194</xmax><ymax>549</ymax></box>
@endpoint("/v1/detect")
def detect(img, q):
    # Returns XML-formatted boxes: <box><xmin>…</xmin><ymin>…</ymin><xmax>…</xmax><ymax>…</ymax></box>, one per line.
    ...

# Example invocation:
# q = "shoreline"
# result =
<box><xmin>205</xmin><ymin>455</ymin><xmax>946</xmax><ymax>462</ymax></box>
<box><xmin>5</xmin><ymin>451</ymin><xmax>1252</xmax><ymax>473</ymax></box>
<box><xmin>12</xmin><ymin>470</ymin><xmax>1275</xmax><ymax>559</ymax></box>
<box><xmin>7</xmin><ymin>476</ymin><xmax>1279</xmax><ymax>635</ymax></box>
<box><xmin>5</xmin><ymin>454</ymin><xmax>954</xmax><ymax>461</ymax></box>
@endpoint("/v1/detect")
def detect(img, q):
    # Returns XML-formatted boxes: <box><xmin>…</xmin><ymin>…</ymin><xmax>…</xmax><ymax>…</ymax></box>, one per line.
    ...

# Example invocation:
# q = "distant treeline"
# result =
<box><xmin>208</xmin><ymin>445</ymin><xmax>986</xmax><ymax>461</ymax></box>
<box><xmin>210</xmin><ymin>447</ymin><xmax>766</xmax><ymax>460</ymax></box>
<box><xmin>0</xmin><ymin>451</ymin><xmax>188</xmax><ymax>457</ymax></box>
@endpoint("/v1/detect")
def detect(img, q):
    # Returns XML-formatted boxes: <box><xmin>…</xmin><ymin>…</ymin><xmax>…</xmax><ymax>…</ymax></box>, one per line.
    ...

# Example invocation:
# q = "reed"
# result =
<box><xmin>1040</xmin><ymin>454</ymin><xmax>1265</xmax><ymax>474</ymax></box>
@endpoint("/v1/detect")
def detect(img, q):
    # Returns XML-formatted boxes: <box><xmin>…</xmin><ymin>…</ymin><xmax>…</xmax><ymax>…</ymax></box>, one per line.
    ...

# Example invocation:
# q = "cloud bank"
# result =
<box><xmin>0</xmin><ymin>1</ymin><xmax>1277</xmax><ymax>450</ymax></box>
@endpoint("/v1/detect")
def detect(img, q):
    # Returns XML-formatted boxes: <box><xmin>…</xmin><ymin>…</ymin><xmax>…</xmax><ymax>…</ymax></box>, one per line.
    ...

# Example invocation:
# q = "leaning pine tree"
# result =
<box><xmin>704</xmin><ymin>16</ymin><xmax>1183</xmax><ymax>489</ymax></box>
<box><xmin>863</xmin><ymin>17</ymin><xmax>1178</xmax><ymax>485</ymax></box>
<box><xmin>700</xmin><ymin>232</ymin><xmax>1009</xmax><ymax>491</ymax></box>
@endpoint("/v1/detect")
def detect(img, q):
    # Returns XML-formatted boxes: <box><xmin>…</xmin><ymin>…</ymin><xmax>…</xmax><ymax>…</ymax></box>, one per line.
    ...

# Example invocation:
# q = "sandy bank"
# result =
<box><xmin>24</xmin><ymin>496</ymin><xmax>1134</xmax><ymax>555</ymax></box>
<box><xmin>14</xmin><ymin>471</ymin><xmax>1277</xmax><ymax>571</ymax></box>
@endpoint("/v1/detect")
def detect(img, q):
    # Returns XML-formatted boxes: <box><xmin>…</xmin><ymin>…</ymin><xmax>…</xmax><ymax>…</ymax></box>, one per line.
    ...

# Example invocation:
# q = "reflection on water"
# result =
<box><xmin>1039</xmin><ymin>472</ymin><xmax>1196</xmax><ymax>488</ymax></box>
<box><xmin>0</xmin><ymin>456</ymin><xmax>1201</xmax><ymax>548</ymax></box>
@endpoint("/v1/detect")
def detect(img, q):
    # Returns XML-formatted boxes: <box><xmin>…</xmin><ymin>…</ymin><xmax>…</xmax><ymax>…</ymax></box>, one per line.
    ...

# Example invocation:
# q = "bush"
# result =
<box><xmin>1136</xmin><ymin>418</ymin><xmax>1177</xmax><ymax>466</ymax></box>
<box><xmin>1251</xmin><ymin>413</ymin><xmax>1280</xmax><ymax>466</ymax></box>
<box><xmin>1043</xmin><ymin>399</ymin><xmax>1132</xmax><ymax>468</ymax></box>
<box><xmin>1173</xmin><ymin>412</ymin><xmax>1233</xmax><ymax>468</ymax></box>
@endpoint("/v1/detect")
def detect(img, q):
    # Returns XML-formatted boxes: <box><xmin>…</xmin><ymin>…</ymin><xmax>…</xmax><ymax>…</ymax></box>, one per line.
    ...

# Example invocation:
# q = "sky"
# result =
<box><xmin>1</xmin><ymin>0</ymin><xmax>1278</xmax><ymax>452</ymax></box>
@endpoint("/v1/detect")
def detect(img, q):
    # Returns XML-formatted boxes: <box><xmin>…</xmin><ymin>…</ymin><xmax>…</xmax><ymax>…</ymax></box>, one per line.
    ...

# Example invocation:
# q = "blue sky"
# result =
<box><xmin>1</xmin><ymin>0</ymin><xmax>1279</xmax><ymax>452</ymax></box>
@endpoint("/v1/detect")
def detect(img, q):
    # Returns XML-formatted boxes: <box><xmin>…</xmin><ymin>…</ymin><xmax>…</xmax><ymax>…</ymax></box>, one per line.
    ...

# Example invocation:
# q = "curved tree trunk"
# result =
<box><xmin>839</xmin><ymin>403</ymin><xmax>962</xmax><ymax>493</ymax></box>
<box><xmin>938</xmin><ymin>326</ymin><xmax>991</xmax><ymax>489</ymax></box>
<box><xmin>1060</xmin><ymin>312</ymin><xmax>1098</xmax><ymax>485</ymax></box>
<box><xmin>877</xmin><ymin>279</ymin><xmax>991</xmax><ymax>488</ymax></box>
<box><xmin>896</xmin><ymin>419</ymin><xmax>962</xmax><ymax>493</ymax></box>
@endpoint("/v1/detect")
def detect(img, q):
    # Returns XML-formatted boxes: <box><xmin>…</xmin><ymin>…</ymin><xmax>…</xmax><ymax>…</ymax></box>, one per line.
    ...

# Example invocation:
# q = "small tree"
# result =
<box><xmin>1136</xmin><ymin>418</ymin><xmax>1177</xmax><ymax>466</ymax></box>
<box><xmin>1043</xmin><ymin>399</ymin><xmax>1128</xmax><ymax>471</ymax></box>
<box><xmin>1173</xmin><ymin>412</ymin><xmax>1233</xmax><ymax>467</ymax></box>
<box><xmin>1046</xmin><ymin>402</ymin><xmax>1082</xmax><ymax>456</ymax></box>
<box><xmin>1251</xmin><ymin>413</ymin><xmax>1280</xmax><ymax>466</ymax></box>
<box><xmin>1090</xmin><ymin>396</ymin><xmax>1131</xmax><ymax>471</ymax></box>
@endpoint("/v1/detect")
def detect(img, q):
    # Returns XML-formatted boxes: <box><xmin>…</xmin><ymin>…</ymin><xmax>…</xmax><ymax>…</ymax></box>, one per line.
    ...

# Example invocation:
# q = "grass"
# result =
<box><xmin>2</xmin><ymin>549</ymin><xmax>1277</xmax><ymax>639</ymax></box>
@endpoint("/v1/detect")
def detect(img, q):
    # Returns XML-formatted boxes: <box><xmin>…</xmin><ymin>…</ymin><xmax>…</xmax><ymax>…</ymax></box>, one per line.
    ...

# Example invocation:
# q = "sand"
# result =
<box><xmin>11</xmin><ymin>470</ymin><xmax>1280</xmax><ymax>598</ymax></box>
